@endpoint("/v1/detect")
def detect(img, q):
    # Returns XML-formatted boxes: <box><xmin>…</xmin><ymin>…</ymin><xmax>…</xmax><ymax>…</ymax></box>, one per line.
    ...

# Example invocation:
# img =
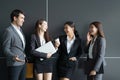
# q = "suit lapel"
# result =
<box><xmin>64</xmin><ymin>39</ymin><xmax>67</xmax><ymax>48</ymax></box>
<box><xmin>10</xmin><ymin>26</ymin><xmax>25</xmax><ymax>51</ymax></box>
<box><xmin>69</xmin><ymin>38</ymin><xmax>78</xmax><ymax>54</ymax></box>
<box><xmin>11</xmin><ymin>26</ymin><xmax>24</xmax><ymax>47</ymax></box>
<box><xmin>92</xmin><ymin>37</ymin><xmax>99</xmax><ymax>58</ymax></box>
<box><xmin>64</xmin><ymin>36</ymin><xmax>79</xmax><ymax>54</ymax></box>
<box><xmin>62</xmin><ymin>36</ymin><xmax>68</xmax><ymax>54</ymax></box>
<box><xmin>35</xmin><ymin>34</ymin><xmax>41</xmax><ymax>47</ymax></box>
<box><xmin>20</xmin><ymin>28</ymin><xmax>26</xmax><ymax>45</ymax></box>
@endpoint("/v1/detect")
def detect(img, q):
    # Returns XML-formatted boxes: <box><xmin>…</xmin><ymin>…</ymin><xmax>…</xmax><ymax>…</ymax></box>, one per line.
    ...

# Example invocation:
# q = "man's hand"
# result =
<box><xmin>13</xmin><ymin>55</ymin><xmax>25</xmax><ymax>62</ymax></box>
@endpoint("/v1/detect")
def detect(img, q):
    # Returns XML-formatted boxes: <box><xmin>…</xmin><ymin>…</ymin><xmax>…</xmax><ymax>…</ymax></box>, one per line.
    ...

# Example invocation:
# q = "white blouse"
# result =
<box><xmin>39</xmin><ymin>36</ymin><xmax>46</xmax><ymax>46</ymax></box>
<box><xmin>88</xmin><ymin>36</ymin><xmax>97</xmax><ymax>59</ymax></box>
<box><xmin>67</xmin><ymin>36</ymin><xmax>76</xmax><ymax>54</ymax></box>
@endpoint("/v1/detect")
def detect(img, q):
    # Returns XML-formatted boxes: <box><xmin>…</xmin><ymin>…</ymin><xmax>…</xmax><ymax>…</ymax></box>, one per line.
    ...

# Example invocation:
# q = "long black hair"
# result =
<box><xmin>64</xmin><ymin>21</ymin><xmax>79</xmax><ymax>38</ymax></box>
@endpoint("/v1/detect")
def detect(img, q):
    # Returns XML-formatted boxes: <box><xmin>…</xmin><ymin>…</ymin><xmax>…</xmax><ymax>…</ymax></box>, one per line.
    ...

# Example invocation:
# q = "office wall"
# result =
<box><xmin>0</xmin><ymin>0</ymin><xmax>120</xmax><ymax>80</ymax></box>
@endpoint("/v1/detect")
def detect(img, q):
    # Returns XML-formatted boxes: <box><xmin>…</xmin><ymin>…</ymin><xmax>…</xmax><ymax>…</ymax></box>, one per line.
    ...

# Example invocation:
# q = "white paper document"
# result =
<box><xmin>35</xmin><ymin>41</ymin><xmax>56</xmax><ymax>54</ymax></box>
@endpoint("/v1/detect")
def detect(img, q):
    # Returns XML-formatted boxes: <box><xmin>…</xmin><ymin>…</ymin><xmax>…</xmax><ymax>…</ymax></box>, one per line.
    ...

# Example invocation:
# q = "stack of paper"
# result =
<box><xmin>35</xmin><ymin>41</ymin><xmax>56</xmax><ymax>54</ymax></box>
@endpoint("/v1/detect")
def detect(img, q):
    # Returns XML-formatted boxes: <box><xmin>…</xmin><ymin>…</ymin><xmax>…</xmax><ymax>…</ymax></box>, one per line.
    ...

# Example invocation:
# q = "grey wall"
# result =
<box><xmin>0</xmin><ymin>0</ymin><xmax>120</xmax><ymax>80</ymax></box>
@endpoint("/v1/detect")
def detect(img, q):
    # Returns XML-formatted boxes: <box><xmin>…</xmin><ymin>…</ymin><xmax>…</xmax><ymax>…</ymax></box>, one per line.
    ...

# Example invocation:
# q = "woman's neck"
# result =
<box><xmin>67</xmin><ymin>33</ymin><xmax>75</xmax><ymax>40</ymax></box>
<box><xmin>93</xmin><ymin>34</ymin><xmax>98</xmax><ymax>38</ymax></box>
<box><xmin>39</xmin><ymin>30</ymin><xmax>44</xmax><ymax>38</ymax></box>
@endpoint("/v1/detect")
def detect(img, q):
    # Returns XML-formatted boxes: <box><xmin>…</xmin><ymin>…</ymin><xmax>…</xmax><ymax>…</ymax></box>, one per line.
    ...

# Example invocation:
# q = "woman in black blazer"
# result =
<box><xmin>84</xmin><ymin>21</ymin><xmax>106</xmax><ymax>80</ymax></box>
<box><xmin>30</xmin><ymin>19</ymin><xmax>60</xmax><ymax>80</ymax></box>
<box><xmin>57</xmin><ymin>21</ymin><xmax>82</xmax><ymax>80</ymax></box>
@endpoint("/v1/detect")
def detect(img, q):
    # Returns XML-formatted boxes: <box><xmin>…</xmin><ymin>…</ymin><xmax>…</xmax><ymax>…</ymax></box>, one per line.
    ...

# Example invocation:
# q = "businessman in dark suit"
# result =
<box><xmin>57</xmin><ymin>21</ymin><xmax>82</xmax><ymax>80</ymax></box>
<box><xmin>2</xmin><ymin>9</ymin><xmax>26</xmax><ymax>80</ymax></box>
<box><xmin>84</xmin><ymin>21</ymin><xmax>106</xmax><ymax>80</ymax></box>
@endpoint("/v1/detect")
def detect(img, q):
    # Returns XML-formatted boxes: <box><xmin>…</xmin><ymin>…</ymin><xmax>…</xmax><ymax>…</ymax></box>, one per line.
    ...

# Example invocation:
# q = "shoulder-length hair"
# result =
<box><xmin>90</xmin><ymin>21</ymin><xmax>105</xmax><ymax>38</ymax></box>
<box><xmin>34</xmin><ymin>19</ymin><xmax>51</xmax><ymax>42</ymax></box>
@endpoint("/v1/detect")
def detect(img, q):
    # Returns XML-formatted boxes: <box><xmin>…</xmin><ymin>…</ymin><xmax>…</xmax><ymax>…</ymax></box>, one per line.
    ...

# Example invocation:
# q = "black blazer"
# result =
<box><xmin>84</xmin><ymin>36</ymin><xmax>106</xmax><ymax>74</ymax></box>
<box><xmin>30</xmin><ymin>34</ymin><xmax>49</xmax><ymax>63</ymax></box>
<box><xmin>57</xmin><ymin>35</ymin><xmax>82</xmax><ymax>68</ymax></box>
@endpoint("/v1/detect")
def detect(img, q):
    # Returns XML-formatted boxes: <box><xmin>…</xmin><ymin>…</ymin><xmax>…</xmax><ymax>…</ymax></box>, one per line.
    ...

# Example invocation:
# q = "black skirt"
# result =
<box><xmin>34</xmin><ymin>58</ymin><xmax>53</xmax><ymax>73</ymax></box>
<box><xmin>57</xmin><ymin>61</ymin><xmax>77</xmax><ymax>79</ymax></box>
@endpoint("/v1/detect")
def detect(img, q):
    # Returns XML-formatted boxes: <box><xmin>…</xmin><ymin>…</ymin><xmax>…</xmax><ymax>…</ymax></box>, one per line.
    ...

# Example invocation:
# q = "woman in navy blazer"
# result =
<box><xmin>57</xmin><ymin>21</ymin><xmax>82</xmax><ymax>80</ymax></box>
<box><xmin>84</xmin><ymin>21</ymin><xmax>106</xmax><ymax>80</ymax></box>
<box><xmin>30</xmin><ymin>19</ymin><xmax>60</xmax><ymax>80</ymax></box>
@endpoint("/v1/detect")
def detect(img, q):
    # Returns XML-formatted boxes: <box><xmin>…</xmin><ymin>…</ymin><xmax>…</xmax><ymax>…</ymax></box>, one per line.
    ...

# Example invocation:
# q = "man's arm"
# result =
<box><xmin>2</xmin><ymin>29</ymin><xmax>14</xmax><ymax>57</ymax></box>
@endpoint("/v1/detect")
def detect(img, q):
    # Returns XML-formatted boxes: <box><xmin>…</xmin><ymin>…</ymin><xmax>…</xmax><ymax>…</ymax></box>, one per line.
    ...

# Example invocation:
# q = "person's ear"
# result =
<box><xmin>13</xmin><ymin>16</ymin><xmax>17</xmax><ymax>21</ymax></box>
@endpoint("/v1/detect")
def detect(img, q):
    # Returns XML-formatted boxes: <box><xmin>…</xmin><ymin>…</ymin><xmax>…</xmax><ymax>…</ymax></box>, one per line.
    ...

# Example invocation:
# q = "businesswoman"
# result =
<box><xmin>57</xmin><ymin>21</ymin><xmax>82</xmax><ymax>80</ymax></box>
<box><xmin>84</xmin><ymin>21</ymin><xmax>106</xmax><ymax>80</ymax></box>
<box><xmin>30</xmin><ymin>19</ymin><xmax>59</xmax><ymax>80</ymax></box>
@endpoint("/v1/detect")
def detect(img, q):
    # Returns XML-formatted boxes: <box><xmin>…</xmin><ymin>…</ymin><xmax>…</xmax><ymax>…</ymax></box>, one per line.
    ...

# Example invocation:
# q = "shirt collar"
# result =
<box><xmin>93</xmin><ymin>36</ymin><xmax>97</xmax><ymax>42</ymax></box>
<box><xmin>91</xmin><ymin>36</ymin><xmax>97</xmax><ymax>44</ymax></box>
<box><xmin>11</xmin><ymin>23</ymin><xmax>20</xmax><ymax>30</ymax></box>
<box><xmin>67</xmin><ymin>35</ymin><xmax>76</xmax><ymax>42</ymax></box>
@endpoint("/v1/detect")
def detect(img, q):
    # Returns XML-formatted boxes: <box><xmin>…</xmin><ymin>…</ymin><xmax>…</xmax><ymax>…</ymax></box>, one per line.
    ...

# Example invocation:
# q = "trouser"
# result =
<box><xmin>87</xmin><ymin>74</ymin><xmax>103</xmax><ymax>80</ymax></box>
<box><xmin>8</xmin><ymin>64</ymin><xmax>26</xmax><ymax>80</ymax></box>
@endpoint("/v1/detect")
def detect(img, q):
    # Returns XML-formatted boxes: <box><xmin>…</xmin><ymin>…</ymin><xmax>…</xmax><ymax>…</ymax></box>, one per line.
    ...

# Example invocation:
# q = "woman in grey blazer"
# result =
<box><xmin>84</xmin><ymin>21</ymin><xmax>106</xmax><ymax>80</ymax></box>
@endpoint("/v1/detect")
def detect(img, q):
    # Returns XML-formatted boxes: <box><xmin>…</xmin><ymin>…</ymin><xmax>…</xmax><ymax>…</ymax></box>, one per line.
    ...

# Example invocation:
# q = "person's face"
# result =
<box><xmin>64</xmin><ymin>24</ymin><xmax>74</xmax><ymax>36</ymax></box>
<box><xmin>39</xmin><ymin>21</ymin><xmax>48</xmax><ymax>32</ymax></box>
<box><xmin>89</xmin><ymin>24</ymin><xmax>98</xmax><ymax>36</ymax></box>
<box><xmin>14</xmin><ymin>13</ymin><xmax>25</xmax><ymax>27</ymax></box>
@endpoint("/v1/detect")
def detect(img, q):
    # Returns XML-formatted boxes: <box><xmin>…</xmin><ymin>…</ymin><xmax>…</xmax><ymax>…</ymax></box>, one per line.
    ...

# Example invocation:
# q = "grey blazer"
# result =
<box><xmin>84</xmin><ymin>36</ymin><xmax>106</xmax><ymax>74</ymax></box>
<box><xmin>2</xmin><ymin>25</ymin><xmax>26</xmax><ymax>66</ymax></box>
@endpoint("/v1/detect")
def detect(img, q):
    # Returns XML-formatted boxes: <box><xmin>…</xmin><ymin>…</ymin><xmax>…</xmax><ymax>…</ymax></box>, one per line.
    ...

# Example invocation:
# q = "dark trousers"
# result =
<box><xmin>8</xmin><ymin>64</ymin><xmax>26</xmax><ymax>80</ymax></box>
<box><xmin>87</xmin><ymin>74</ymin><xmax>103</xmax><ymax>80</ymax></box>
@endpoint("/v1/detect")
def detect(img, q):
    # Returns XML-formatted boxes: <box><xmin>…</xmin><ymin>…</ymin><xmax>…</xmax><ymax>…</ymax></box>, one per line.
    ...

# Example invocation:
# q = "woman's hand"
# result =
<box><xmin>69</xmin><ymin>57</ymin><xmax>77</xmax><ymax>61</ymax></box>
<box><xmin>87</xmin><ymin>32</ymin><xmax>92</xmax><ymax>44</ymax></box>
<box><xmin>90</xmin><ymin>70</ymin><xmax>96</xmax><ymax>76</ymax></box>
<box><xmin>55</xmin><ymin>42</ymin><xmax>60</xmax><ymax>48</ymax></box>
<box><xmin>47</xmin><ymin>53</ymin><xmax>52</xmax><ymax>58</ymax></box>
<box><xmin>55</xmin><ymin>38</ymin><xmax>60</xmax><ymax>49</ymax></box>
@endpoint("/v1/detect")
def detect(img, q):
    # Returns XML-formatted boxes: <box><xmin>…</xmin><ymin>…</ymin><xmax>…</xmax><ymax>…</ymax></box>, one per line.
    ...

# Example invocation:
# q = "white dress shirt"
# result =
<box><xmin>67</xmin><ymin>36</ymin><xmax>76</xmax><ymax>53</ymax></box>
<box><xmin>12</xmin><ymin>24</ymin><xmax>25</xmax><ymax>48</ymax></box>
<box><xmin>88</xmin><ymin>36</ymin><xmax>97</xmax><ymax>59</ymax></box>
